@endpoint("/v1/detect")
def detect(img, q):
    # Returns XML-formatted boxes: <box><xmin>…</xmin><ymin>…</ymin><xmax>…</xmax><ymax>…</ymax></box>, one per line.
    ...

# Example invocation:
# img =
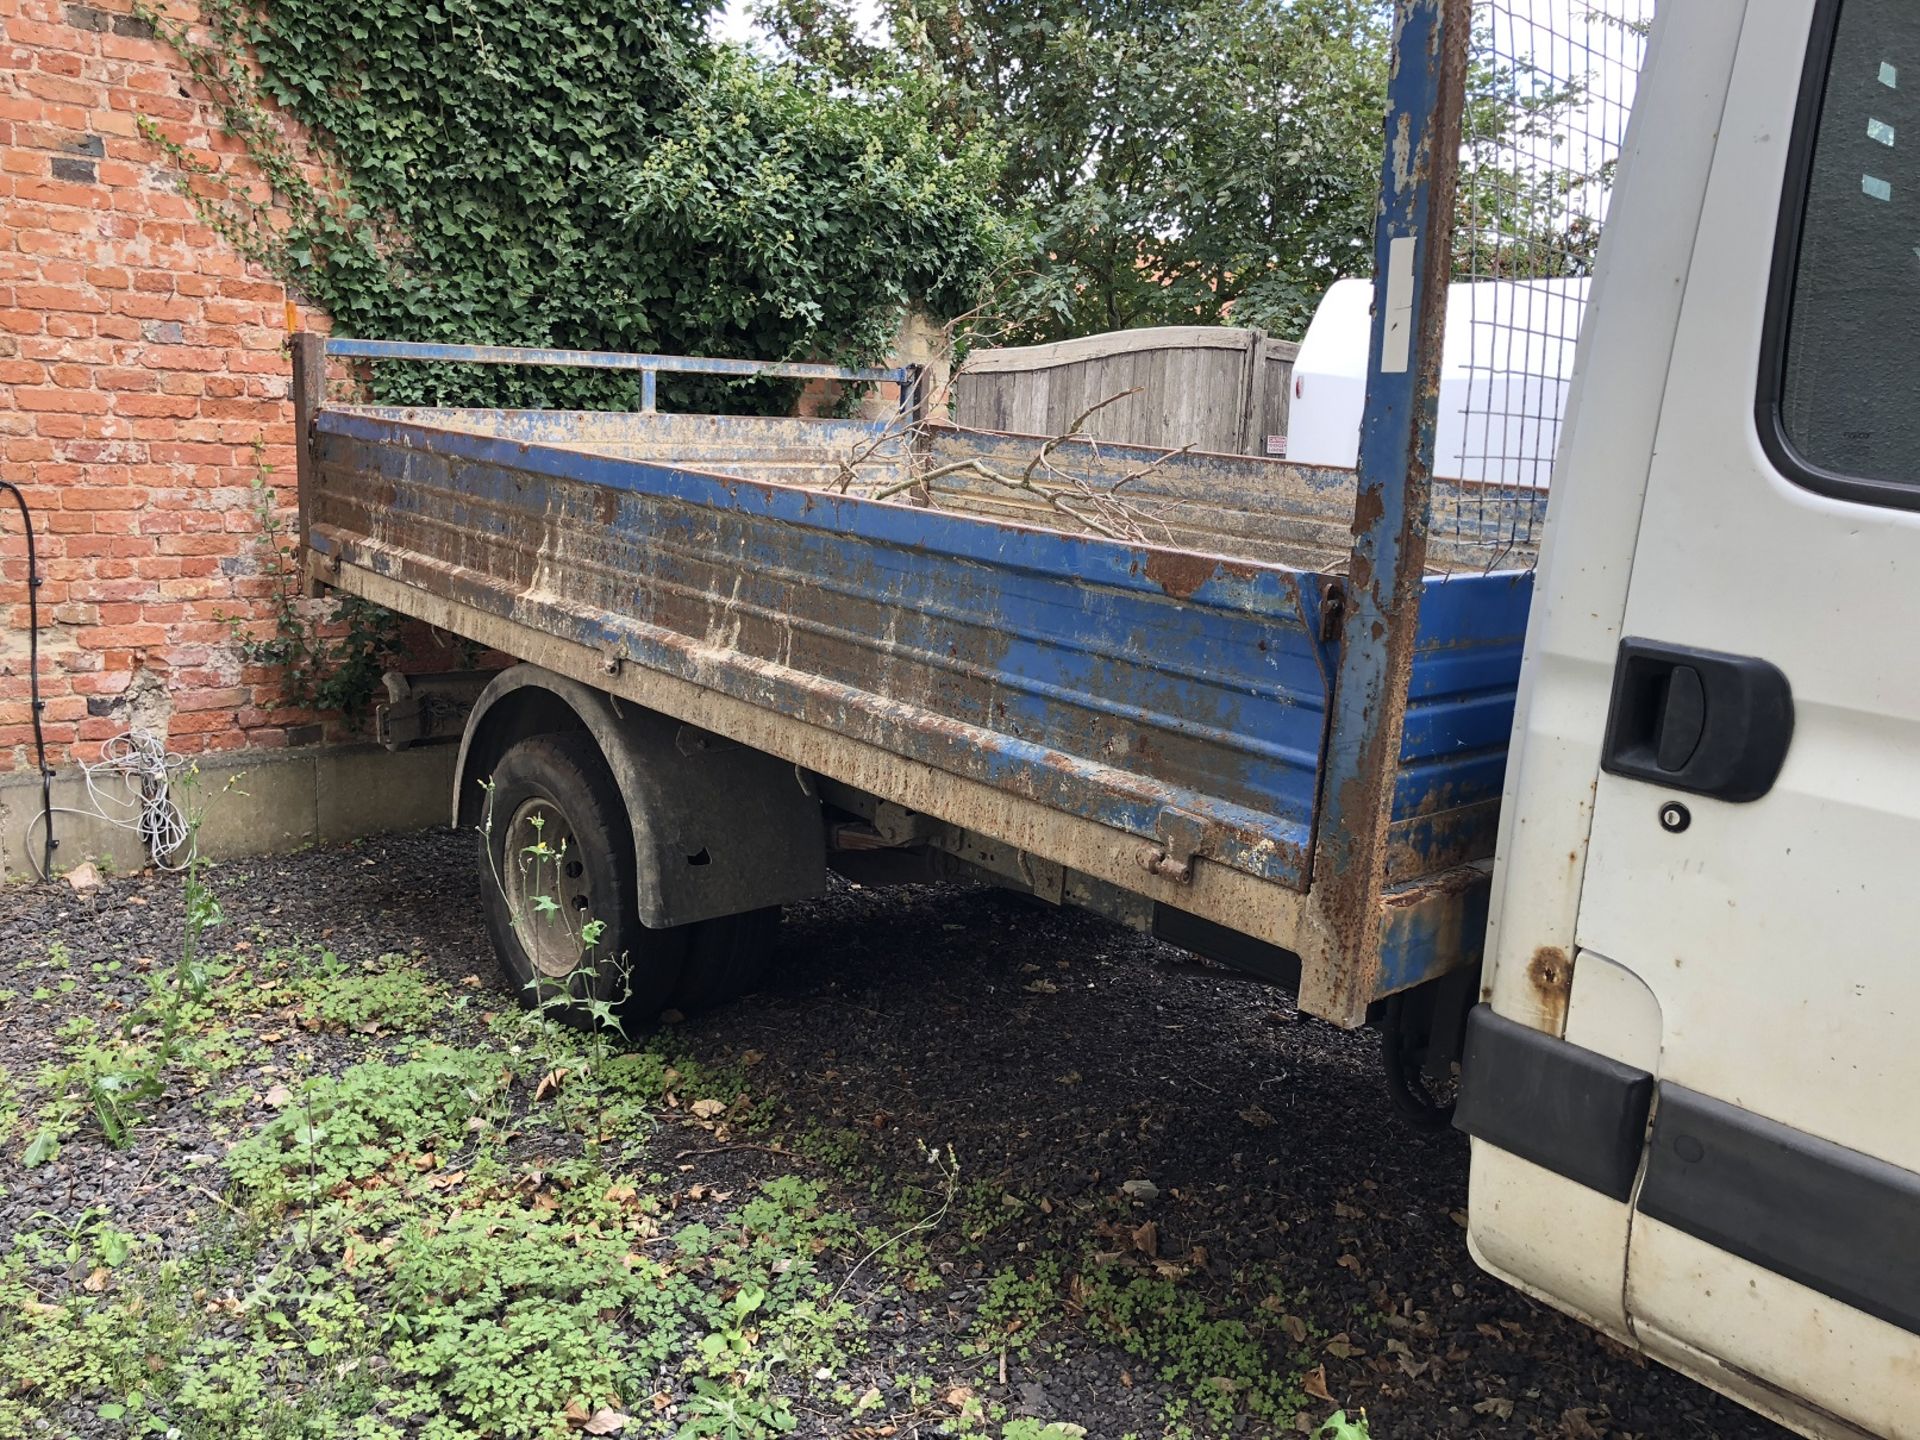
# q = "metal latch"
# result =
<box><xmin>1139</xmin><ymin>808</ymin><xmax>1210</xmax><ymax>885</ymax></box>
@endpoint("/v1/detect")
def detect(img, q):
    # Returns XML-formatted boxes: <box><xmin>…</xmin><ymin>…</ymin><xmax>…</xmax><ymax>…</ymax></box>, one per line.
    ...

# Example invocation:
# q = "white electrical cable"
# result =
<box><xmin>21</xmin><ymin>729</ymin><xmax>194</xmax><ymax>880</ymax></box>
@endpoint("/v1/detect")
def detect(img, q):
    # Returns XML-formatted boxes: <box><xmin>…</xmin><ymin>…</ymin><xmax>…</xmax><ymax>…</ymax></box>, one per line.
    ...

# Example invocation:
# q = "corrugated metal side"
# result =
<box><xmin>1368</xmin><ymin>568</ymin><xmax>1532</xmax><ymax>996</ymax></box>
<box><xmin>1391</xmin><ymin>568</ymin><xmax>1533</xmax><ymax>869</ymax></box>
<box><xmin>308</xmin><ymin>411</ymin><xmax>1336</xmax><ymax>890</ymax></box>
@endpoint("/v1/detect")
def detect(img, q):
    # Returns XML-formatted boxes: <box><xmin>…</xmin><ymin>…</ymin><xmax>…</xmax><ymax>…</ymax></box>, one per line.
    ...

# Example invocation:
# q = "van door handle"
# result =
<box><xmin>1600</xmin><ymin>639</ymin><xmax>1793</xmax><ymax>802</ymax></box>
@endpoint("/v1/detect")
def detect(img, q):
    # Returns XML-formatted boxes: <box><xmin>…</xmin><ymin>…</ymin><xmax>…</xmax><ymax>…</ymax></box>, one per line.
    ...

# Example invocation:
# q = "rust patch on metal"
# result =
<box><xmin>1143</xmin><ymin>549</ymin><xmax>1220</xmax><ymax>599</ymax></box>
<box><xmin>1350</xmin><ymin>486</ymin><xmax>1385</xmax><ymax>534</ymax></box>
<box><xmin>1527</xmin><ymin>945</ymin><xmax>1573</xmax><ymax>1034</ymax></box>
<box><xmin>1380</xmin><ymin>861</ymin><xmax>1485</xmax><ymax>908</ymax></box>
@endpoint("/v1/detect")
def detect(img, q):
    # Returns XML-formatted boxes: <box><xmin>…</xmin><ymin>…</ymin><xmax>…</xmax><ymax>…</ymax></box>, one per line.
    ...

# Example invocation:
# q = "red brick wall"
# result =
<box><xmin>0</xmin><ymin>0</ymin><xmax>345</xmax><ymax>772</ymax></box>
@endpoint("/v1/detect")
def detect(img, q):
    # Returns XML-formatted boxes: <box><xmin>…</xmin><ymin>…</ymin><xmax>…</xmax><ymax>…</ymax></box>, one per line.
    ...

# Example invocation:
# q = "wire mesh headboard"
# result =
<box><xmin>1449</xmin><ymin>0</ymin><xmax>1653</xmax><ymax>566</ymax></box>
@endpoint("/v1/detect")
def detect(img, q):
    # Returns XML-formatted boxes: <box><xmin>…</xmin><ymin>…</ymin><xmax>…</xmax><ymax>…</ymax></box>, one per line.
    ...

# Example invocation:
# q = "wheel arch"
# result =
<box><xmin>455</xmin><ymin>664</ymin><xmax>826</xmax><ymax>927</ymax></box>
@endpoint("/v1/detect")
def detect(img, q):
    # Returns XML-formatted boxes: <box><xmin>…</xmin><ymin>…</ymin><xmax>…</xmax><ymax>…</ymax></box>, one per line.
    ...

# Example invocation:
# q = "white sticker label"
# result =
<box><xmin>1881</xmin><ymin>61</ymin><xmax>1898</xmax><ymax>88</ymax></box>
<box><xmin>1863</xmin><ymin>173</ymin><xmax>1893</xmax><ymax>201</ymax></box>
<box><xmin>1869</xmin><ymin>117</ymin><xmax>1896</xmax><ymax>146</ymax></box>
<box><xmin>1380</xmin><ymin>234</ymin><xmax>1417</xmax><ymax>375</ymax></box>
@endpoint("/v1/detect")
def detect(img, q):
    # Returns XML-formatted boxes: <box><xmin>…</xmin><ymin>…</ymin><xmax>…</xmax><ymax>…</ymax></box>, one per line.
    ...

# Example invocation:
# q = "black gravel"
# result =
<box><xmin>0</xmin><ymin>829</ymin><xmax>1792</xmax><ymax>1440</ymax></box>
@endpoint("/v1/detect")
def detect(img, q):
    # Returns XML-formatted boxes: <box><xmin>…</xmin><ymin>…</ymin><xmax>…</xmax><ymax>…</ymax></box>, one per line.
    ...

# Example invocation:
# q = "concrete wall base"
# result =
<box><xmin>0</xmin><ymin>743</ymin><xmax>457</xmax><ymax>882</ymax></box>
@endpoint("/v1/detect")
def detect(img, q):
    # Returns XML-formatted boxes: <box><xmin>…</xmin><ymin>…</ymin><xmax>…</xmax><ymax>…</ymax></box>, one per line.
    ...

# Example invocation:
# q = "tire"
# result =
<box><xmin>476</xmin><ymin>732</ymin><xmax>685</xmax><ymax>1029</ymax></box>
<box><xmin>1379</xmin><ymin>990</ymin><xmax>1459</xmax><ymax>1131</ymax></box>
<box><xmin>668</xmin><ymin>906</ymin><xmax>781</xmax><ymax>1014</ymax></box>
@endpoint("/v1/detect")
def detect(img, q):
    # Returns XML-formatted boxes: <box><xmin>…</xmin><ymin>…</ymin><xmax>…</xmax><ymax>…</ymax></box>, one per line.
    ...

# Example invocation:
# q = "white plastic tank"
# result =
<box><xmin>1286</xmin><ymin>275</ymin><xmax>1589</xmax><ymax>488</ymax></box>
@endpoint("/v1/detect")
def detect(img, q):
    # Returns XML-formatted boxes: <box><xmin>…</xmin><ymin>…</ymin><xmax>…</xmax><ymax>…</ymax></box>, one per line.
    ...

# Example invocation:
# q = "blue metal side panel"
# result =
<box><xmin>309</xmin><ymin>412</ymin><xmax>1337</xmax><ymax>889</ymax></box>
<box><xmin>1375</xmin><ymin>870</ymin><xmax>1492</xmax><ymax>994</ymax></box>
<box><xmin>1395</xmin><ymin>569</ymin><xmax>1534</xmax><ymax>821</ymax></box>
<box><xmin>1369</xmin><ymin>568</ymin><xmax>1531</xmax><ymax>996</ymax></box>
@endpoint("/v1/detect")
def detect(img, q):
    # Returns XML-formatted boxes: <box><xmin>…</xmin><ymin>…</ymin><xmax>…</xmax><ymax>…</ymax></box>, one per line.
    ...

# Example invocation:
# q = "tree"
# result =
<box><xmin>147</xmin><ymin>0</ymin><xmax>1014</xmax><ymax>408</ymax></box>
<box><xmin>1454</xmin><ymin>11</ymin><xmax>1614</xmax><ymax>283</ymax></box>
<box><xmin>759</xmin><ymin>0</ymin><xmax>1394</xmax><ymax>340</ymax></box>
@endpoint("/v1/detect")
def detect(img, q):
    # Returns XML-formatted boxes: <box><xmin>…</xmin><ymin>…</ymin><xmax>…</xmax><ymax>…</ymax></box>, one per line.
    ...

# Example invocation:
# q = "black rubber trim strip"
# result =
<box><xmin>1637</xmin><ymin>1085</ymin><xmax>1920</xmax><ymax>1337</ymax></box>
<box><xmin>1453</xmin><ymin>1004</ymin><xmax>1653</xmax><ymax>1202</ymax></box>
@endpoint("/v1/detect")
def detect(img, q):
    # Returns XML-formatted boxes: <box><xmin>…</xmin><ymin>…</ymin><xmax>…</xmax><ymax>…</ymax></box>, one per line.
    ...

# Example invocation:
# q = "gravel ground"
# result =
<box><xmin>0</xmin><ymin>829</ymin><xmax>1792</xmax><ymax>1440</ymax></box>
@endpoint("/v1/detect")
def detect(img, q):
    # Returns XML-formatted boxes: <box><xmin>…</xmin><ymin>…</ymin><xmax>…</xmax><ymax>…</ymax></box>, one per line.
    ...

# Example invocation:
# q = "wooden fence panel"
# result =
<box><xmin>954</xmin><ymin>326</ymin><xmax>1299</xmax><ymax>457</ymax></box>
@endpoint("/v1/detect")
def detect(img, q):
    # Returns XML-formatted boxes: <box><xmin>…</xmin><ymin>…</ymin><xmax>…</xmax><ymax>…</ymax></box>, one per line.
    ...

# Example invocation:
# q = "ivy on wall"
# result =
<box><xmin>134</xmin><ymin>0</ymin><xmax>1011</xmax><ymax>717</ymax></box>
<box><xmin>140</xmin><ymin>0</ymin><xmax>1012</xmax><ymax>409</ymax></box>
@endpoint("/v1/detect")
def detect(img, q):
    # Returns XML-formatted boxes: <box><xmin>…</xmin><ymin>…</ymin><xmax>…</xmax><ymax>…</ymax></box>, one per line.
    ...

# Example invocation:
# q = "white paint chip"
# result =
<box><xmin>1380</xmin><ymin>234</ymin><xmax>1417</xmax><ymax>375</ymax></box>
<box><xmin>1880</xmin><ymin>61</ymin><xmax>1898</xmax><ymax>88</ymax></box>
<box><xmin>1863</xmin><ymin>174</ymin><xmax>1893</xmax><ymax>201</ymax></box>
<box><xmin>1869</xmin><ymin>117</ymin><xmax>1896</xmax><ymax>146</ymax></box>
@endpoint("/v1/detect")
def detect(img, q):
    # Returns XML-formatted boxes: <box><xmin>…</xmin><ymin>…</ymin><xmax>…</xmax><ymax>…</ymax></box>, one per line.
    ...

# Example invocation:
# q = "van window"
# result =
<box><xmin>1776</xmin><ymin>0</ymin><xmax>1920</xmax><ymax>495</ymax></box>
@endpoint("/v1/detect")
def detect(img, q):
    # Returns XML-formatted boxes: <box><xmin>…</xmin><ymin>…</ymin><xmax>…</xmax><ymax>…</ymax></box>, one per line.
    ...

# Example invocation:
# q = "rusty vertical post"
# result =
<box><xmin>291</xmin><ymin>331</ymin><xmax>326</xmax><ymax>597</ymax></box>
<box><xmin>1301</xmin><ymin>0</ymin><xmax>1470</xmax><ymax>1025</ymax></box>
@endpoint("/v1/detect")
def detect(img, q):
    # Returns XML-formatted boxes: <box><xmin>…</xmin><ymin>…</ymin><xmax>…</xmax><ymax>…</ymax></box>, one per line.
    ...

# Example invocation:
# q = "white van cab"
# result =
<box><xmin>1458</xmin><ymin>3</ymin><xmax>1920</xmax><ymax>1436</ymax></box>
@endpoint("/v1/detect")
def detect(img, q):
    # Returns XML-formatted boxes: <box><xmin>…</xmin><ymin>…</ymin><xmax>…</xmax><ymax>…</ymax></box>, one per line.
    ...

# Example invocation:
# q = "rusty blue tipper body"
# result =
<box><xmin>298</xmin><ymin>330</ymin><xmax>1531</xmax><ymax>1025</ymax></box>
<box><xmin>295</xmin><ymin>0</ymin><xmax>1501</xmax><ymax>1026</ymax></box>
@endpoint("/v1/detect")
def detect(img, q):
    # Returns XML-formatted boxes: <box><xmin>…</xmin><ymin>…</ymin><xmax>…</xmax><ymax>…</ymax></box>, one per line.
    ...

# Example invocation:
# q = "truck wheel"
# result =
<box><xmin>1379</xmin><ymin>990</ymin><xmax>1459</xmax><ymax>1131</ymax></box>
<box><xmin>668</xmin><ymin>906</ymin><xmax>781</xmax><ymax>1014</ymax></box>
<box><xmin>477</xmin><ymin>733</ymin><xmax>685</xmax><ymax>1029</ymax></box>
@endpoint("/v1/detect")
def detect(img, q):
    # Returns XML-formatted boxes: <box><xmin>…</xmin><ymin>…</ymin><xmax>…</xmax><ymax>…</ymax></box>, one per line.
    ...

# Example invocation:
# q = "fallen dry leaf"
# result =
<box><xmin>65</xmin><ymin>862</ymin><xmax>103</xmax><ymax>896</ymax></box>
<box><xmin>1474</xmin><ymin>1397</ymin><xmax>1515</xmax><ymax>1421</ymax></box>
<box><xmin>583</xmin><ymin>1408</ymin><xmax>631</xmax><ymax>1435</ymax></box>
<box><xmin>943</xmin><ymin>1386</ymin><xmax>974</xmax><ymax>1411</ymax></box>
<box><xmin>1302</xmin><ymin>1365</ymin><xmax>1334</xmax><ymax>1403</ymax></box>
<box><xmin>82</xmin><ymin>1267</ymin><xmax>110</xmax><ymax>1293</ymax></box>
<box><xmin>534</xmin><ymin>1068</ymin><xmax>570</xmax><ymax>1103</ymax></box>
<box><xmin>1238</xmin><ymin>1104</ymin><xmax>1275</xmax><ymax>1129</ymax></box>
<box><xmin>262</xmin><ymin>1083</ymin><xmax>293</xmax><ymax>1108</ymax></box>
<box><xmin>1281</xmin><ymin>1313</ymin><xmax>1308</xmax><ymax>1344</ymax></box>
<box><xmin>689</xmin><ymin>1098</ymin><xmax>726</xmax><ymax>1120</ymax></box>
<box><xmin>1130</xmin><ymin>1219</ymin><xmax>1159</xmax><ymax>1257</ymax></box>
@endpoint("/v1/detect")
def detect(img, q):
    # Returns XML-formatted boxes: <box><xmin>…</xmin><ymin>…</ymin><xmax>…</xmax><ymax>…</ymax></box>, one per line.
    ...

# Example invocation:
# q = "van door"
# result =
<box><xmin>1572</xmin><ymin>1</ymin><xmax>1920</xmax><ymax>1432</ymax></box>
